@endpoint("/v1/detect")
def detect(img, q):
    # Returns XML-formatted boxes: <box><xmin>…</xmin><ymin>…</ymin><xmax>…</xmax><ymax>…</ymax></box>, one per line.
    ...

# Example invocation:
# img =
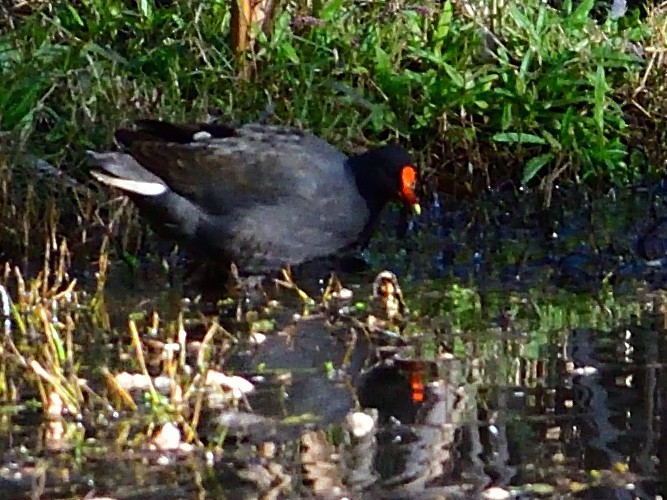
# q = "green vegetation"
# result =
<box><xmin>0</xmin><ymin>0</ymin><xmax>662</xmax><ymax>257</ymax></box>
<box><xmin>0</xmin><ymin>0</ymin><xmax>663</xmax><ymax>256</ymax></box>
<box><xmin>0</xmin><ymin>3</ymin><xmax>666</xmax><ymax>495</ymax></box>
<box><xmin>0</xmin><ymin>4</ymin><xmax>665</xmax><ymax>496</ymax></box>
<box><xmin>0</xmin><ymin>0</ymin><xmax>664</xmax><ymax>382</ymax></box>
<box><xmin>2</xmin><ymin>0</ymin><xmax>666</xmax><ymax>188</ymax></box>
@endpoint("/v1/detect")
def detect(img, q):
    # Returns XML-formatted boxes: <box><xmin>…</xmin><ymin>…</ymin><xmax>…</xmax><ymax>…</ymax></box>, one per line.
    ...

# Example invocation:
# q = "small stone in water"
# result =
<box><xmin>150</xmin><ymin>422</ymin><xmax>181</xmax><ymax>451</ymax></box>
<box><xmin>482</xmin><ymin>486</ymin><xmax>511</xmax><ymax>500</ymax></box>
<box><xmin>249</xmin><ymin>332</ymin><xmax>266</xmax><ymax>345</ymax></box>
<box><xmin>205</xmin><ymin>370</ymin><xmax>254</xmax><ymax>398</ymax></box>
<box><xmin>346</xmin><ymin>411</ymin><xmax>375</xmax><ymax>438</ymax></box>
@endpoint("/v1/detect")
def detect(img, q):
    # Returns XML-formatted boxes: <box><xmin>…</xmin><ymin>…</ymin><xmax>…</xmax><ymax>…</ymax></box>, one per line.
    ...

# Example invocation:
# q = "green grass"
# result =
<box><xmin>1</xmin><ymin>1</ymin><xmax>663</xmax><ymax>172</ymax></box>
<box><xmin>0</xmin><ymin>0</ymin><xmax>665</xmax><ymax>256</ymax></box>
<box><xmin>0</xmin><ymin>4</ymin><xmax>665</xmax><ymax>492</ymax></box>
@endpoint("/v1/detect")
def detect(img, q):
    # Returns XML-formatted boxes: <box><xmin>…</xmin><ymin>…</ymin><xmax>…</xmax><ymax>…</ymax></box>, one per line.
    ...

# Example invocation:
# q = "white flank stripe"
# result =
<box><xmin>91</xmin><ymin>171</ymin><xmax>167</xmax><ymax>196</ymax></box>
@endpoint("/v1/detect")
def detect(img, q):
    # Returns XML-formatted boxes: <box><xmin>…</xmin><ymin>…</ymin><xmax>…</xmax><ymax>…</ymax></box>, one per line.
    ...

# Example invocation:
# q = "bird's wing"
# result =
<box><xmin>118</xmin><ymin>122</ymin><xmax>349</xmax><ymax>215</ymax></box>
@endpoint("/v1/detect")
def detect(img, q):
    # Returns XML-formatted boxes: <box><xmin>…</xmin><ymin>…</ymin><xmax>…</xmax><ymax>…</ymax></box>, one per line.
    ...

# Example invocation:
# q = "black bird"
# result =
<box><xmin>88</xmin><ymin>120</ymin><xmax>421</xmax><ymax>274</ymax></box>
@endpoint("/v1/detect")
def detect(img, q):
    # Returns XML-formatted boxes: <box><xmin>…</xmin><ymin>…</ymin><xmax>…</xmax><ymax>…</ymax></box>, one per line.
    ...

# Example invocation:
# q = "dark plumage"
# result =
<box><xmin>88</xmin><ymin>119</ymin><xmax>420</xmax><ymax>273</ymax></box>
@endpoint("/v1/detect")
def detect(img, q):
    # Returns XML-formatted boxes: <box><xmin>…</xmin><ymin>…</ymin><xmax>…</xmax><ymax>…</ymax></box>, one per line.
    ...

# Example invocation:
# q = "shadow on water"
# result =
<box><xmin>4</xmin><ymin>184</ymin><xmax>667</xmax><ymax>498</ymax></box>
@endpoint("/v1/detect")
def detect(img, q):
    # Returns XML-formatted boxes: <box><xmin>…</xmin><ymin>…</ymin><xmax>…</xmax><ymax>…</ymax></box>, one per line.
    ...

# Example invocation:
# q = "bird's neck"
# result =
<box><xmin>348</xmin><ymin>153</ymin><xmax>387</xmax><ymax>216</ymax></box>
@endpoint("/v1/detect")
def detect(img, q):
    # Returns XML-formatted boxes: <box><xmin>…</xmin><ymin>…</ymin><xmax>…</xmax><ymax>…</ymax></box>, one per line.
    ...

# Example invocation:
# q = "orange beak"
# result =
<box><xmin>400</xmin><ymin>165</ymin><xmax>421</xmax><ymax>215</ymax></box>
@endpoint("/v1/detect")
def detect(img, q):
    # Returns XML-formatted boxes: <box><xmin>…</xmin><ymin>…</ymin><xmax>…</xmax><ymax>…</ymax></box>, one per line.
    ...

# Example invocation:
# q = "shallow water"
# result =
<box><xmin>3</xmin><ymin>184</ymin><xmax>667</xmax><ymax>498</ymax></box>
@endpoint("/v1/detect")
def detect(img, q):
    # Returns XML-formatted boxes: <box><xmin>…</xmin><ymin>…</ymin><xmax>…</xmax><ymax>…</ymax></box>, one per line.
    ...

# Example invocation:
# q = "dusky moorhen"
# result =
<box><xmin>88</xmin><ymin>120</ymin><xmax>421</xmax><ymax>274</ymax></box>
